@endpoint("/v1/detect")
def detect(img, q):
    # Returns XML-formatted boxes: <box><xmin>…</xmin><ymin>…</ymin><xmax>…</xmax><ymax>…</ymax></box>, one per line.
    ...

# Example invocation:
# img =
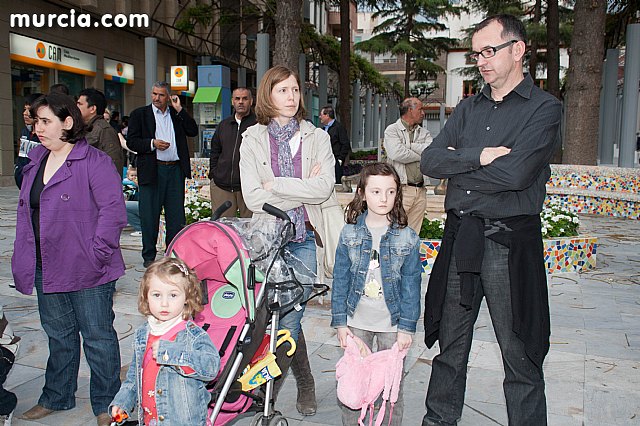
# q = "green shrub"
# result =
<box><xmin>541</xmin><ymin>201</ymin><xmax>580</xmax><ymax>238</ymax></box>
<box><xmin>185</xmin><ymin>195</ymin><xmax>211</xmax><ymax>224</ymax></box>
<box><xmin>349</xmin><ymin>149</ymin><xmax>378</xmax><ymax>160</ymax></box>
<box><xmin>420</xmin><ymin>216</ymin><xmax>445</xmax><ymax>239</ymax></box>
<box><xmin>419</xmin><ymin>202</ymin><xmax>580</xmax><ymax>240</ymax></box>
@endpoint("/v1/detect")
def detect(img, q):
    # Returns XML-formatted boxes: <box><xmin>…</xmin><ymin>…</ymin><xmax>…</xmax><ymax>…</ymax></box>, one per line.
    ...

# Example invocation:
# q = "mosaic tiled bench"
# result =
<box><xmin>546</xmin><ymin>165</ymin><xmax>640</xmax><ymax>219</ymax></box>
<box><xmin>420</xmin><ymin>237</ymin><xmax>598</xmax><ymax>276</ymax></box>
<box><xmin>163</xmin><ymin>160</ymin><xmax>604</xmax><ymax>274</ymax></box>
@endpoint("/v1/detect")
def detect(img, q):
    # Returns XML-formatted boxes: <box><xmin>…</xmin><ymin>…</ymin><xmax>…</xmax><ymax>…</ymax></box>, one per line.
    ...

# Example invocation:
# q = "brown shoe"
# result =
<box><xmin>96</xmin><ymin>413</ymin><xmax>112</xmax><ymax>426</ymax></box>
<box><xmin>20</xmin><ymin>404</ymin><xmax>55</xmax><ymax>420</ymax></box>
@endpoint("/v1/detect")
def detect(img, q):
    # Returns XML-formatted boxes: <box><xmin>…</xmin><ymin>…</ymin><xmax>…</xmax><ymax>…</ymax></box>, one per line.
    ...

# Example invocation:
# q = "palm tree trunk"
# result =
<box><xmin>273</xmin><ymin>0</ymin><xmax>302</xmax><ymax>70</ymax></box>
<box><xmin>563</xmin><ymin>0</ymin><xmax>606</xmax><ymax>165</ymax></box>
<box><xmin>528</xmin><ymin>0</ymin><xmax>541</xmax><ymax>78</ymax></box>
<box><xmin>404</xmin><ymin>53</ymin><xmax>412</xmax><ymax>98</ymax></box>
<box><xmin>339</xmin><ymin>0</ymin><xmax>352</xmax><ymax>136</ymax></box>
<box><xmin>546</xmin><ymin>0</ymin><xmax>561</xmax><ymax>99</ymax></box>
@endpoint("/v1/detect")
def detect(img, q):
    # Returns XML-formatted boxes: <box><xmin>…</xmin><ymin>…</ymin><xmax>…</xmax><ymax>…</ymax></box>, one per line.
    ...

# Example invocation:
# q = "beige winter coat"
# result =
<box><xmin>239</xmin><ymin>120</ymin><xmax>344</xmax><ymax>277</ymax></box>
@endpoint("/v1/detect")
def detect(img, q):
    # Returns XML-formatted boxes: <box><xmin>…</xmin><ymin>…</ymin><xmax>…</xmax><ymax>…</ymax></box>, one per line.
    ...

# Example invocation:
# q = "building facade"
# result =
<box><xmin>1</xmin><ymin>0</ymin><xmax>263</xmax><ymax>185</ymax></box>
<box><xmin>355</xmin><ymin>9</ymin><xmax>569</xmax><ymax>108</ymax></box>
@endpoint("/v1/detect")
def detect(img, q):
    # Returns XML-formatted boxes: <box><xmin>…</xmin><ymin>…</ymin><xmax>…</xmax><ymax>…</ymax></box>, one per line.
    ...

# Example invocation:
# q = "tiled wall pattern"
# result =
<box><xmin>419</xmin><ymin>237</ymin><xmax>598</xmax><ymax>275</ymax></box>
<box><xmin>547</xmin><ymin>165</ymin><xmax>640</xmax><ymax>219</ymax></box>
<box><xmin>168</xmin><ymin>161</ymin><xmax>621</xmax><ymax>274</ymax></box>
<box><xmin>547</xmin><ymin>165</ymin><xmax>640</xmax><ymax>193</ymax></box>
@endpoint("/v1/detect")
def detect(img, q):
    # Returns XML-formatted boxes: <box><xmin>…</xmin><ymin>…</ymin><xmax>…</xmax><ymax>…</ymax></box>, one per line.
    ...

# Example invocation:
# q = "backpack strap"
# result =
<box><xmin>359</xmin><ymin>403</ymin><xmax>375</xmax><ymax>426</ymax></box>
<box><xmin>374</xmin><ymin>343</ymin><xmax>408</xmax><ymax>426</ymax></box>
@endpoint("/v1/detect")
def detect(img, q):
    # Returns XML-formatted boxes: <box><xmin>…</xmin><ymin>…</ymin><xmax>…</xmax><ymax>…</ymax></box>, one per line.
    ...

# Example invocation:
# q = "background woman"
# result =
<box><xmin>240</xmin><ymin>65</ymin><xmax>339</xmax><ymax>416</ymax></box>
<box><xmin>11</xmin><ymin>93</ymin><xmax>126</xmax><ymax>426</ymax></box>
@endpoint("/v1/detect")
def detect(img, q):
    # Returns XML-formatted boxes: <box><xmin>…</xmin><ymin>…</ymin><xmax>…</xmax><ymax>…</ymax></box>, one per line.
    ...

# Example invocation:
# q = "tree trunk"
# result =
<box><xmin>403</xmin><ymin>15</ymin><xmax>414</xmax><ymax>98</ymax></box>
<box><xmin>546</xmin><ymin>0</ymin><xmax>562</xmax><ymax>163</ymax></box>
<box><xmin>273</xmin><ymin>0</ymin><xmax>302</xmax><ymax>70</ymax></box>
<box><xmin>546</xmin><ymin>0</ymin><xmax>560</xmax><ymax>99</ymax></box>
<box><xmin>338</xmin><ymin>0</ymin><xmax>352</xmax><ymax>137</ymax></box>
<box><xmin>404</xmin><ymin>53</ymin><xmax>412</xmax><ymax>98</ymax></box>
<box><xmin>563</xmin><ymin>0</ymin><xmax>606</xmax><ymax>165</ymax></box>
<box><xmin>528</xmin><ymin>0</ymin><xmax>541</xmax><ymax>78</ymax></box>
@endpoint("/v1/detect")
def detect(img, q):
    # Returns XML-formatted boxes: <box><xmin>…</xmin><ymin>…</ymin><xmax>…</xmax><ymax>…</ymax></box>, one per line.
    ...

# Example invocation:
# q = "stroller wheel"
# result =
<box><xmin>249</xmin><ymin>412</ymin><xmax>288</xmax><ymax>426</ymax></box>
<box><xmin>268</xmin><ymin>414</ymin><xmax>288</xmax><ymax>426</ymax></box>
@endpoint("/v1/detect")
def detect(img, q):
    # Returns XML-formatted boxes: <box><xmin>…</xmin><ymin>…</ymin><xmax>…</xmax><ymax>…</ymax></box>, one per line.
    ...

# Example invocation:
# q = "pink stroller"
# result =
<box><xmin>165</xmin><ymin>202</ymin><xmax>326</xmax><ymax>426</ymax></box>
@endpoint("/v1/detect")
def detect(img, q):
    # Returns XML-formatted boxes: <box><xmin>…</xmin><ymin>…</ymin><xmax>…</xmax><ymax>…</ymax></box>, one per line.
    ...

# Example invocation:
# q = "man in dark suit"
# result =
<box><xmin>127</xmin><ymin>81</ymin><xmax>198</xmax><ymax>267</ymax></box>
<box><xmin>319</xmin><ymin>105</ymin><xmax>351</xmax><ymax>183</ymax></box>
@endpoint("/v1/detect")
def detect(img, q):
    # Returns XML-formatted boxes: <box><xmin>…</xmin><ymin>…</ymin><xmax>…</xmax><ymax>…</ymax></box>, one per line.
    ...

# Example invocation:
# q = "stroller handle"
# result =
<box><xmin>211</xmin><ymin>201</ymin><xmax>233</xmax><ymax>221</ymax></box>
<box><xmin>262</xmin><ymin>203</ymin><xmax>291</xmax><ymax>223</ymax></box>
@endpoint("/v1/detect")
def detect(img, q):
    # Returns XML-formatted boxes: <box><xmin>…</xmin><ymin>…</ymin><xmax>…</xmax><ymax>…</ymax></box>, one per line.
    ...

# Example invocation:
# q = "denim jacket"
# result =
<box><xmin>110</xmin><ymin>321</ymin><xmax>220</xmax><ymax>426</ymax></box>
<box><xmin>330</xmin><ymin>211</ymin><xmax>422</xmax><ymax>333</ymax></box>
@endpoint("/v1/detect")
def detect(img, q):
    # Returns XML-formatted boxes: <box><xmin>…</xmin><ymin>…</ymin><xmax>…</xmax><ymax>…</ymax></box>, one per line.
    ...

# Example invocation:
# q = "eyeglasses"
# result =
<box><xmin>469</xmin><ymin>40</ymin><xmax>518</xmax><ymax>62</ymax></box>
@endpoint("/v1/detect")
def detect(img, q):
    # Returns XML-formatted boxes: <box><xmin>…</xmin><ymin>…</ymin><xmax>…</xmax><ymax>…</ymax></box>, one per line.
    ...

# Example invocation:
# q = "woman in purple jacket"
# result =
<box><xmin>11</xmin><ymin>93</ymin><xmax>126</xmax><ymax>426</ymax></box>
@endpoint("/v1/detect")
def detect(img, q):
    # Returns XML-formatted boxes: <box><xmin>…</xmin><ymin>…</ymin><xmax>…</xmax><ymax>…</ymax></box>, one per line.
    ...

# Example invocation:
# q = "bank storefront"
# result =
<box><xmin>9</xmin><ymin>33</ymin><xmax>96</xmax><ymax>151</ymax></box>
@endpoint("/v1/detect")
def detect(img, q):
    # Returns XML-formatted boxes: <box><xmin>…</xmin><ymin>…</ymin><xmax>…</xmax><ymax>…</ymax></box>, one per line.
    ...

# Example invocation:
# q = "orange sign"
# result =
<box><xmin>35</xmin><ymin>42</ymin><xmax>45</xmax><ymax>59</ymax></box>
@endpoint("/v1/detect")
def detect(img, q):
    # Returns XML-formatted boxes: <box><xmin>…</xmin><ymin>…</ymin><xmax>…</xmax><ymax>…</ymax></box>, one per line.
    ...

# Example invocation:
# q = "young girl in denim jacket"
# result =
<box><xmin>110</xmin><ymin>258</ymin><xmax>219</xmax><ymax>426</ymax></box>
<box><xmin>331</xmin><ymin>163</ymin><xmax>422</xmax><ymax>426</ymax></box>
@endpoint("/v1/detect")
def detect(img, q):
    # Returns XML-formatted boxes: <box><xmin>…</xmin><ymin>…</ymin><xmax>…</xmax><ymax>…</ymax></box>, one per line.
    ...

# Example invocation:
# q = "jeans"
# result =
<box><xmin>125</xmin><ymin>200</ymin><xmax>141</xmax><ymax>232</ymax></box>
<box><xmin>423</xmin><ymin>238</ymin><xmax>547</xmax><ymax>426</ymax></box>
<box><xmin>278</xmin><ymin>230</ymin><xmax>316</xmax><ymax>342</ymax></box>
<box><xmin>34</xmin><ymin>265</ymin><xmax>121</xmax><ymax>416</ymax></box>
<box><xmin>339</xmin><ymin>328</ymin><xmax>404</xmax><ymax>426</ymax></box>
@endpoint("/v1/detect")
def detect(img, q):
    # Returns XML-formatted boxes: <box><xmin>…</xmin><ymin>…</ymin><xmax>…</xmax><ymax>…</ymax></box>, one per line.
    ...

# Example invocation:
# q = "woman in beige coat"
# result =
<box><xmin>239</xmin><ymin>65</ymin><xmax>338</xmax><ymax>416</ymax></box>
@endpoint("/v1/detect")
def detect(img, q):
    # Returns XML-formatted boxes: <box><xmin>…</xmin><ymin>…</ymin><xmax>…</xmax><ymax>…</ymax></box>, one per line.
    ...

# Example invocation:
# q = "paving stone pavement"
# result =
<box><xmin>1</xmin><ymin>186</ymin><xmax>639</xmax><ymax>425</ymax></box>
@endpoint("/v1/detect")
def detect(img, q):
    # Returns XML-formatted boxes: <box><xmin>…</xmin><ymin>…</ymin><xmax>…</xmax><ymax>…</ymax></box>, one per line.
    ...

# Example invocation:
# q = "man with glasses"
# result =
<box><xmin>420</xmin><ymin>15</ymin><xmax>561</xmax><ymax>425</ymax></box>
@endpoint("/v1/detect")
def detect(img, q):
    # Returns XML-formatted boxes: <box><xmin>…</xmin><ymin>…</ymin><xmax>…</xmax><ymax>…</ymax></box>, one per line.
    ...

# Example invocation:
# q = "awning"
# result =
<box><xmin>193</xmin><ymin>87</ymin><xmax>222</xmax><ymax>103</ymax></box>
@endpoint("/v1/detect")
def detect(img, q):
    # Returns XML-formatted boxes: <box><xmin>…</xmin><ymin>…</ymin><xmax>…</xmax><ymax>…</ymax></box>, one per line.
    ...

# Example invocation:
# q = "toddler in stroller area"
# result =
<box><xmin>163</xmin><ymin>202</ymin><xmax>328</xmax><ymax>426</ymax></box>
<box><xmin>110</xmin><ymin>258</ymin><xmax>220</xmax><ymax>425</ymax></box>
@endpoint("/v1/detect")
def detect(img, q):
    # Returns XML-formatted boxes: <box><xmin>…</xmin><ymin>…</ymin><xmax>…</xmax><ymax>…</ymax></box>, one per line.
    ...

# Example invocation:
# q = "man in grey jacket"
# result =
<box><xmin>77</xmin><ymin>88</ymin><xmax>125</xmax><ymax>174</ymax></box>
<box><xmin>383</xmin><ymin>97</ymin><xmax>432</xmax><ymax>233</ymax></box>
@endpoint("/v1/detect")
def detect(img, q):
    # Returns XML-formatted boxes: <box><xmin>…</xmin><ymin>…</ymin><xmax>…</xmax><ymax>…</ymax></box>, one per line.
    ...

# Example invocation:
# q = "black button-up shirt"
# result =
<box><xmin>421</xmin><ymin>75</ymin><xmax>561</xmax><ymax>218</ymax></box>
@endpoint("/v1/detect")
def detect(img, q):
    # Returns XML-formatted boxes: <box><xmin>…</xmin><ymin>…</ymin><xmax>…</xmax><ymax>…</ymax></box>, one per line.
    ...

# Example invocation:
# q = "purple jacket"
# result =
<box><xmin>12</xmin><ymin>139</ymin><xmax>127</xmax><ymax>294</ymax></box>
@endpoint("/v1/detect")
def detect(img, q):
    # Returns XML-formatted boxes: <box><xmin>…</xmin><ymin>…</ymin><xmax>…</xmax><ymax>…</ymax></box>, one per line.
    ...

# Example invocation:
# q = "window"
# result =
<box><xmin>373</xmin><ymin>53</ymin><xmax>398</xmax><ymax>64</ymax></box>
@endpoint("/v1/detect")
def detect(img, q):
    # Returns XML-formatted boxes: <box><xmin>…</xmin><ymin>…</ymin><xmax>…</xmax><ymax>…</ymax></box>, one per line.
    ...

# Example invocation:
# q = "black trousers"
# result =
<box><xmin>335</xmin><ymin>159</ymin><xmax>343</xmax><ymax>184</ymax></box>
<box><xmin>138</xmin><ymin>164</ymin><xmax>186</xmax><ymax>262</ymax></box>
<box><xmin>0</xmin><ymin>346</ymin><xmax>16</xmax><ymax>415</ymax></box>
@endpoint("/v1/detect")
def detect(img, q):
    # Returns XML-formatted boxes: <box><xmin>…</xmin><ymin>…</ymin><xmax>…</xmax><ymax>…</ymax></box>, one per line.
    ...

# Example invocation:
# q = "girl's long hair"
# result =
<box><xmin>345</xmin><ymin>162</ymin><xmax>408</xmax><ymax>228</ymax></box>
